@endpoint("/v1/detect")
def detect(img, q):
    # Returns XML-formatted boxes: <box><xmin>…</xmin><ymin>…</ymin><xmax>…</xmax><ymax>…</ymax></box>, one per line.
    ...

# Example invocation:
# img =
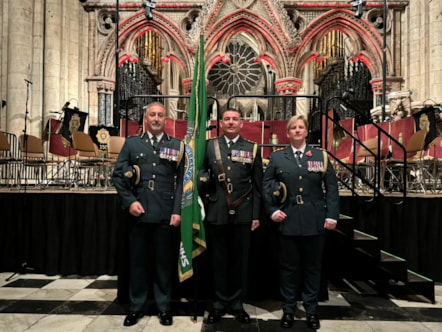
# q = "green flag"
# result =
<box><xmin>179</xmin><ymin>35</ymin><xmax>207</xmax><ymax>282</ymax></box>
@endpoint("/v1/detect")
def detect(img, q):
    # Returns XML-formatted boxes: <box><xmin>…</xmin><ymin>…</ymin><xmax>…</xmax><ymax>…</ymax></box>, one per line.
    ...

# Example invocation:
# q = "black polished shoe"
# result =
<box><xmin>234</xmin><ymin>309</ymin><xmax>251</xmax><ymax>324</ymax></box>
<box><xmin>280</xmin><ymin>313</ymin><xmax>294</xmax><ymax>328</ymax></box>
<box><xmin>123</xmin><ymin>311</ymin><xmax>144</xmax><ymax>326</ymax></box>
<box><xmin>207</xmin><ymin>309</ymin><xmax>225</xmax><ymax>324</ymax></box>
<box><xmin>159</xmin><ymin>310</ymin><xmax>173</xmax><ymax>326</ymax></box>
<box><xmin>306</xmin><ymin>314</ymin><xmax>320</xmax><ymax>330</ymax></box>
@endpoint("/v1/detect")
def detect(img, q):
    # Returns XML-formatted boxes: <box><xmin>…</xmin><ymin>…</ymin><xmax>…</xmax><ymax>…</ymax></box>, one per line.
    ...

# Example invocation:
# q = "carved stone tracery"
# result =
<box><xmin>85</xmin><ymin>1</ymin><xmax>407</xmax><ymax>124</ymax></box>
<box><xmin>232</xmin><ymin>0</ymin><xmax>255</xmax><ymax>9</ymax></box>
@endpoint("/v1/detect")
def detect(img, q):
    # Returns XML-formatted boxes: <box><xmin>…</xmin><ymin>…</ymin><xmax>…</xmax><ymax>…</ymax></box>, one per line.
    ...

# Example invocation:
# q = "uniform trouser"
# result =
<box><xmin>128</xmin><ymin>222</ymin><xmax>175</xmax><ymax>312</ymax></box>
<box><xmin>207</xmin><ymin>223</ymin><xmax>251</xmax><ymax>311</ymax></box>
<box><xmin>279</xmin><ymin>234</ymin><xmax>326</xmax><ymax>315</ymax></box>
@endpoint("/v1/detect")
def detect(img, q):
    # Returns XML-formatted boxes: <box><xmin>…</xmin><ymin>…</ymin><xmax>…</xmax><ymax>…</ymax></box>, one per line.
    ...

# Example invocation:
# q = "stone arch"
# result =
<box><xmin>204</xmin><ymin>10</ymin><xmax>293</xmax><ymax>78</ymax></box>
<box><xmin>291</xmin><ymin>9</ymin><xmax>392</xmax><ymax>81</ymax></box>
<box><xmin>97</xmin><ymin>11</ymin><xmax>194</xmax><ymax>83</ymax></box>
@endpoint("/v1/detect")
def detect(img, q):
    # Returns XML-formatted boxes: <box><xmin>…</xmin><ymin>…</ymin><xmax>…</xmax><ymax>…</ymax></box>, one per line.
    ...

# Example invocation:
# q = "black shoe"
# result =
<box><xmin>306</xmin><ymin>314</ymin><xmax>320</xmax><ymax>330</ymax></box>
<box><xmin>280</xmin><ymin>313</ymin><xmax>294</xmax><ymax>328</ymax></box>
<box><xmin>234</xmin><ymin>309</ymin><xmax>251</xmax><ymax>324</ymax></box>
<box><xmin>159</xmin><ymin>310</ymin><xmax>173</xmax><ymax>326</ymax></box>
<box><xmin>123</xmin><ymin>311</ymin><xmax>144</xmax><ymax>326</ymax></box>
<box><xmin>207</xmin><ymin>309</ymin><xmax>225</xmax><ymax>324</ymax></box>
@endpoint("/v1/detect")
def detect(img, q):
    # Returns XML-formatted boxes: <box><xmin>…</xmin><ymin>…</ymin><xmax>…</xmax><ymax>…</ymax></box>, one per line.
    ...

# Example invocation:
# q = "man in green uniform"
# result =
<box><xmin>113</xmin><ymin>102</ymin><xmax>184</xmax><ymax>327</ymax></box>
<box><xmin>198</xmin><ymin>108</ymin><xmax>262</xmax><ymax>325</ymax></box>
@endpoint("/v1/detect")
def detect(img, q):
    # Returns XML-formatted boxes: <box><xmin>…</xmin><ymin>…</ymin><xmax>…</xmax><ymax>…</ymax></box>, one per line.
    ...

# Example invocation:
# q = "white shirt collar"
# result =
<box><xmin>291</xmin><ymin>144</ymin><xmax>306</xmax><ymax>154</ymax></box>
<box><xmin>225</xmin><ymin>135</ymin><xmax>239</xmax><ymax>144</ymax></box>
<box><xmin>149</xmin><ymin>133</ymin><xmax>163</xmax><ymax>141</ymax></box>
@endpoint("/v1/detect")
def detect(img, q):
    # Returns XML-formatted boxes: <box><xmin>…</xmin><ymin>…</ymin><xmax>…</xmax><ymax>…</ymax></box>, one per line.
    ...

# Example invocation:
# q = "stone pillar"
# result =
<box><xmin>429</xmin><ymin>0</ymin><xmax>442</xmax><ymax>100</ymax></box>
<box><xmin>0</xmin><ymin>2</ymin><xmax>4</xmax><ymax>130</ymax></box>
<box><xmin>85</xmin><ymin>10</ymin><xmax>99</xmax><ymax>124</ymax></box>
<box><xmin>43</xmin><ymin>0</ymin><xmax>62</xmax><ymax>126</ymax></box>
<box><xmin>6</xmin><ymin>0</ymin><xmax>35</xmax><ymax>137</ymax></box>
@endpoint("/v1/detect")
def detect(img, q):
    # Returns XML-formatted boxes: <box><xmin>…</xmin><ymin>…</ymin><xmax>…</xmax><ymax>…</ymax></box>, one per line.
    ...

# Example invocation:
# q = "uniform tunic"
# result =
<box><xmin>263</xmin><ymin>145</ymin><xmax>339</xmax><ymax>315</ymax></box>
<box><xmin>112</xmin><ymin>132</ymin><xmax>184</xmax><ymax>312</ymax></box>
<box><xmin>199</xmin><ymin>136</ymin><xmax>262</xmax><ymax>311</ymax></box>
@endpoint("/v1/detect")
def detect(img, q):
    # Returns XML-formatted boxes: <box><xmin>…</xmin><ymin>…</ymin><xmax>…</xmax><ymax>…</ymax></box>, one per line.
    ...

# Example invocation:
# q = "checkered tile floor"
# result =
<box><xmin>1</xmin><ymin>273</ymin><xmax>442</xmax><ymax>331</ymax></box>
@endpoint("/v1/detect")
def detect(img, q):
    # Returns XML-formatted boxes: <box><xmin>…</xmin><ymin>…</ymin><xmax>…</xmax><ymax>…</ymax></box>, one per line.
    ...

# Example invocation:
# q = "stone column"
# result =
<box><xmin>43</xmin><ymin>0</ymin><xmax>62</xmax><ymax>126</ymax></box>
<box><xmin>429</xmin><ymin>0</ymin><xmax>442</xmax><ymax>100</ymax></box>
<box><xmin>0</xmin><ymin>2</ymin><xmax>4</xmax><ymax>130</ymax></box>
<box><xmin>6</xmin><ymin>0</ymin><xmax>35</xmax><ymax>137</ymax></box>
<box><xmin>85</xmin><ymin>10</ymin><xmax>99</xmax><ymax>124</ymax></box>
<box><xmin>274</xmin><ymin>77</ymin><xmax>303</xmax><ymax>120</ymax></box>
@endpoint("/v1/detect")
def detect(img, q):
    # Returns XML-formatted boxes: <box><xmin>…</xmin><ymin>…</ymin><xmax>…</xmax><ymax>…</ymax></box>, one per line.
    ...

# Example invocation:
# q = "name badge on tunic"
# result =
<box><xmin>160</xmin><ymin>147</ymin><xmax>179</xmax><ymax>161</ymax></box>
<box><xmin>231</xmin><ymin>149</ymin><xmax>252</xmax><ymax>164</ymax></box>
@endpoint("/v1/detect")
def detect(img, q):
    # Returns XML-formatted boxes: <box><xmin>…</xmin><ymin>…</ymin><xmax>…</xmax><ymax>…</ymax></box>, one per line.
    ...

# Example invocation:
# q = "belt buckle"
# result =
<box><xmin>148</xmin><ymin>179</ymin><xmax>155</xmax><ymax>191</ymax></box>
<box><xmin>218</xmin><ymin>174</ymin><xmax>226</xmax><ymax>182</ymax></box>
<box><xmin>227</xmin><ymin>183</ymin><xmax>233</xmax><ymax>194</ymax></box>
<box><xmin>296</xmin><ymin>195</ymin><xmax>304</xmax><ymax>205</ymax></box>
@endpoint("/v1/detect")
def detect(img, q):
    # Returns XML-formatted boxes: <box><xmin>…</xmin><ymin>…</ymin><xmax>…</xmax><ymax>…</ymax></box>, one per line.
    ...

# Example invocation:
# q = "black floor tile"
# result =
<box><xmin>0</xmin><ymin>299</ymin><xmax>19</xmax><ymax>312</ymax></box>
<box><xmin>257</xmin><ymin>319</ymin><xmax>313</xmax><ymax>332</ymax></box>
<box><xmin>101</xmin><ymin>301</ymin><xmax>128</xmax><ymax>315</ymax></box>
<box><xmin>3</xmin><ymin>278</ymin><xmax>54</xmax><ymax>288</ymax></box>
<box><xmin>405</xmin><ymin>307</ymin><xmax>442</xmax><ymax>322</ymax></box>
<box><xmin>341</xmin><ymin>293</ymin><xmax>398</xmax><ymax>308</ymax></box>
<box><xmin>201</xmin><ymin>318</ymin><xmax>314</xmax><ymax>332</ymax></box>
<box><xmin>1</xmin><ymin>300</ymin><xmax>64</xmax><ymax>314</ymax></box>
<box><xmin>61</xmin><ymin>275</ymin><xmax>99</xmax><ymax>279</ymax></box>
<box><xmin>86</xmin><ymin>280</ymin><xmax>118</xmax><ymax>289</ymax></box>
<box><xmin>201</xmin><ymin>318</ymin><xmax>259</xmax><ymax>332</ymax></box>
<box><xmin>50</xmin><ymin>300</ymin><xmax>112</xmax><ymax>315</ymax></box>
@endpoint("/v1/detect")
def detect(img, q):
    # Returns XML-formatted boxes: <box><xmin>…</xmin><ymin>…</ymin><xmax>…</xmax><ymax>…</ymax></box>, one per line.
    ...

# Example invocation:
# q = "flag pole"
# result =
<box><xmin>178</xmin><ymin>33</ymin><xmax>207</xmax><ymax>320</ymax></box>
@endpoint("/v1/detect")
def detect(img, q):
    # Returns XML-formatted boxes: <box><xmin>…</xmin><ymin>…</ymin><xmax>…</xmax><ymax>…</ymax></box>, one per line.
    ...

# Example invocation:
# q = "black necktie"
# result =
<box><xmin>152</xmin><ymin>136</ymin><xmax>158</xmax><ymax>148</ymax></box>
<box><xmin>295</xmin><ymin>150</ymin><xmax>302</xmax><ymax>164</ymax></box>
<box><xmin>228</xmin><ymin>140</ymin><xmax>233</xmax><ymax>148</ymax></box>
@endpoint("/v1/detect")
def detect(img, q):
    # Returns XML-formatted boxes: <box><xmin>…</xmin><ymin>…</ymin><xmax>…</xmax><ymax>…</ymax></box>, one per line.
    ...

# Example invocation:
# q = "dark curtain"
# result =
<box><xmin>0</xmin><ymin>192</ymin><xmax>126</xmax><ymax>276</ymax></box>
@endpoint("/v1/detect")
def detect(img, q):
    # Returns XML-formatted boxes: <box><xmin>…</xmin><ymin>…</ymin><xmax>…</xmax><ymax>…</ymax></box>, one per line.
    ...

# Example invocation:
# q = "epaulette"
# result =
<box><xmin>322</xmin><ymin>150</ymin><xmax>328</xmax><ymax>177</ymax></box>
<box><xmin>244</xmin><ymin>138</ymin><xmax>257</xmax><ymax>144</ymax></box>
<box><xmin>252</xmin><ymin>142</ymin><xmax>258</xmax><ymax>166</ymax></box>
<box><xmin>176</xmin><ymin>140</ymin><xmax>185</xmax><ymax>168</ymax></box>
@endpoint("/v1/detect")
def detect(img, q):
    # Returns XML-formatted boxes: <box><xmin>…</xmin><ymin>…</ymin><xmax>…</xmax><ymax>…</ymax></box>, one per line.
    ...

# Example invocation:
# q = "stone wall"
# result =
<box><xmin>406</xmin><ymin>0</ymin><xmax>442</xmax><ymax>105</ymax></box>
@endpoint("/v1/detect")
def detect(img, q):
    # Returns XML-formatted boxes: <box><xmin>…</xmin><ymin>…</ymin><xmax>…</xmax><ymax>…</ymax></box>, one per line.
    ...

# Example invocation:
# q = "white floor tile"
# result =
<box><xmin>366</xmin><ymin>321</ymin><xmax>441</xmax><ymax>332</ymax></box>
<box><xmin>36</xmin><ymin>315</ymin><xmax>96</xmax><ymax>332</ymax></box>
<box><xmin>0</xmin><ymin>287</ymin><xmax>40</xmax><ymax>300</ymax></box>
<box><xmin>42</xmin><ymin>278</ymin><xmax>95</xmax><ymax>290</ymax></box>
<box><xmin>69</xmin><ymin>288</ymin><xmax>118</xmax><ymax>301</ymax></box>
<box><xmin>0</xmin><ymin>314</ymin><xmax>45</xmax><ymax>332</ymax></box>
